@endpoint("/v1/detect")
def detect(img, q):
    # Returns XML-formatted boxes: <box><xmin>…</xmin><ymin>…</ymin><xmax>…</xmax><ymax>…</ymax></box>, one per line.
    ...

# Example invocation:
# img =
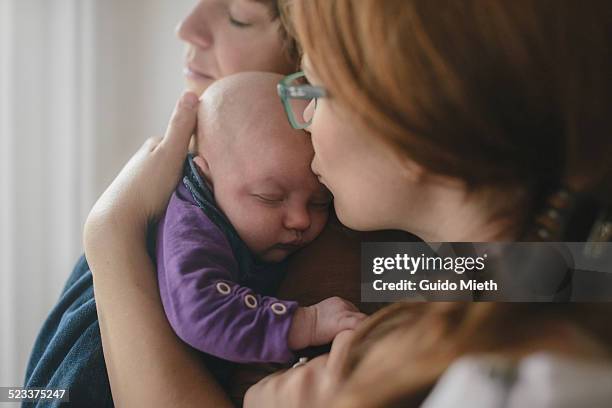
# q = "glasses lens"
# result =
<box><xmin>287</xmin><ymin>75</ymin><xmax>314</xmax><ymax>128</ymax></box>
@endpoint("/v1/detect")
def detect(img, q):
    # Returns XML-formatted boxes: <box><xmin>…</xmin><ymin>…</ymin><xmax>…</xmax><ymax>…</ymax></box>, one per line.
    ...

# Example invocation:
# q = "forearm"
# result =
<box><xmin>88</xmin><ymin>224</ymin><xmax>233</xmax><ymax>408</ymax></box>
<box><xmin>157</xmin><ymin>197</ymin><xmax>298</xmax><ymax>364</ymax></box>
<box><xmin>162</xmin><ymin>275</ymin><xmax>299</xmax><ymax>363</ymax></box>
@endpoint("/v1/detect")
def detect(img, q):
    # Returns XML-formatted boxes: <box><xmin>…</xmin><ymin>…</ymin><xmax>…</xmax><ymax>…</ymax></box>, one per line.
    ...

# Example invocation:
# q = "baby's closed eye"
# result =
<box><xmin>252</xmin><ymin>194</ymin><xmax>284</xmax><ymax>204</ymax></box>
<box><xmin>309</xmin><ymin>200</ymin><xmax>331</xmax><ymax>210</ymax></box>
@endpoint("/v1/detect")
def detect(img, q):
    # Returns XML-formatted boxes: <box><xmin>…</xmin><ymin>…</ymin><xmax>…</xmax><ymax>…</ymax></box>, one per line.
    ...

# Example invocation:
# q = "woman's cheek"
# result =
<box><xmin>310</xmin><ymin>109</ymin><xmax>336</xmax><ymax>173</ymax></box>
<box><xmin>222</xmin><ymin>31</ymin><xmax>276</xmax><ymax>73</ymax></box>
<box><xmin>215</xmin><ymin>35</ymin><xmax>249</xmax><ymax>75</ymax></box>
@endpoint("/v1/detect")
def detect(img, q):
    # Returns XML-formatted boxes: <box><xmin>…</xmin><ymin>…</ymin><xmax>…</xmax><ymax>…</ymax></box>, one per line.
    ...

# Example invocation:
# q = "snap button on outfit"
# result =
<box><xmin>216</xmin><ymin>281</ymin><xmax>231</xmax><ymax>295</ymax></box>
<box><xmin>292</xmin><ymin>357</ymin><xmax>309</xmax><ymax>368</ymax></box>
<box><xmin>244</xmin><ymin>294</ymin><xmax>258</xmax><ymax>309</ymax></box>
<box><xmin>271</xmin><ymin>303</ymin><xmax>287</xmax><ymax>315</ymax></box>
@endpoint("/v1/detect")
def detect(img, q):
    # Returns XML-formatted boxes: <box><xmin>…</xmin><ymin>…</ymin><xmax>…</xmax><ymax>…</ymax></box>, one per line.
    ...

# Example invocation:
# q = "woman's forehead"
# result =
<box><xmin>238</xmin><ymin>0</ymin><xmax>276</xmax><ymax>14</ymax></box>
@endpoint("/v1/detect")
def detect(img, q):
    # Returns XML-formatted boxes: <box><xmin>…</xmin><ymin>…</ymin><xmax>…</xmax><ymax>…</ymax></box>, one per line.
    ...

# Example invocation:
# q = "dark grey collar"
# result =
<box><xmin>182</xmin><ymin>154</ymin><xmax>286</xmax><ymax>293</ymax></box>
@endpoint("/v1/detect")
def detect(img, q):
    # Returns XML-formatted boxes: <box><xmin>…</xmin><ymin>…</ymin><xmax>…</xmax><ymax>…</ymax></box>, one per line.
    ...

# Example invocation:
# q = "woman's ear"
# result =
<box><xmin>193</xmin><ymin>155</ymin><xmax>213</xmax><ymax>186</ymax></box>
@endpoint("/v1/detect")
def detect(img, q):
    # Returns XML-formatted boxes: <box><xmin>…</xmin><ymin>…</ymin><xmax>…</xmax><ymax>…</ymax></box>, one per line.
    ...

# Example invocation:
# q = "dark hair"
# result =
<box><xmin>290</xmin><ymin>1</ymin><xmax>612</xmax><ymax>406</ymax></box>
<box><xmin>254</xmin><ymin>0</ymin><xmax>299</xmax><ymax>68</ymax></box>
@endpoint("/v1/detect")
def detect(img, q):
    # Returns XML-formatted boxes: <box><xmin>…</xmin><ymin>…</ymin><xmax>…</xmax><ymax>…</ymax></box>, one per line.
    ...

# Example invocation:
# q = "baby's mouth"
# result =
<box><xmin>272</xmin><ymin>243</ymin><xmax>303</xmax><ymax>252</ymax></box>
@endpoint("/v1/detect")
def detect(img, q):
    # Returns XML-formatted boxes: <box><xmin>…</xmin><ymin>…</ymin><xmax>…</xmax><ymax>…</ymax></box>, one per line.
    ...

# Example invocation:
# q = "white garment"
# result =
<box><xmin>422</xmin><ymin>353</ymin><xmax>612</xmax><ymax>408</ymax></box>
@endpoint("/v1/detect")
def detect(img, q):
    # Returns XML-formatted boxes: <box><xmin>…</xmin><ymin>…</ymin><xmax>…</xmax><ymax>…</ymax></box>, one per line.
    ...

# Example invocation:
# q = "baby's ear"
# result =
<box><xmin>193</xmin><ymin>155</ymin><xmax>213</xmax><ymax>186</ymax></box>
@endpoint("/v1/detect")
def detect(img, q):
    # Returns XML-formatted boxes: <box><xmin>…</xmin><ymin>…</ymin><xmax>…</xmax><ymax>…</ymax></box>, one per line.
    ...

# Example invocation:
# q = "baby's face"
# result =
<box><xmin>195</xmin><ymin>72</ymin><xmax>331</xmax><ymax>262</ymax></box>
<box><xmin>210</xmin><ymin>131</ymin><xmax>332</xmax><ymax>262</ymax></box>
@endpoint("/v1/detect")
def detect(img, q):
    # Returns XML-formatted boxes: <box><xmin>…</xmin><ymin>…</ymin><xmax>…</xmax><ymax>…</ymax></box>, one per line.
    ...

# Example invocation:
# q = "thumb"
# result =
<box><xmin>158</xmin><ymin>91</ymin><xmax>200</xmax><ymax>158</ymax></box>
<box><xmin>326</xmin><ymin>330</ymin><xmax>356</xmax><ymax>377</ymax></box>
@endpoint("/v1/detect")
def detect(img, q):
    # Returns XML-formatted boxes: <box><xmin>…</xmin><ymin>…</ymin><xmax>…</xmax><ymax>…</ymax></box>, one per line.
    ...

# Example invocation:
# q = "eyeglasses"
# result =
<box><xmin>277</xmin><ymin>71</ymin><xmax>327</xmax><ymax>130</ymax></box>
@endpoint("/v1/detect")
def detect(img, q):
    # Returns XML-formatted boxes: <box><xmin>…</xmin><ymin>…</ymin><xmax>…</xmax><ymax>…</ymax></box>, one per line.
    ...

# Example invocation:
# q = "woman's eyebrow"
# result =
<box><xmin>240</xmin><ymin>0</ymin><xmax>270</xmax><ymax>16</ymax></box>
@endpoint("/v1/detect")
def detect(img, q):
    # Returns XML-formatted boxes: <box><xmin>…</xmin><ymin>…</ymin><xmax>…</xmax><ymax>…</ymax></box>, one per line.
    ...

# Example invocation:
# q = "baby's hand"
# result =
<box><xmin>288</xmin><ymin>297</ymin><xmax>367</xmax><ymax>350</ymax></box>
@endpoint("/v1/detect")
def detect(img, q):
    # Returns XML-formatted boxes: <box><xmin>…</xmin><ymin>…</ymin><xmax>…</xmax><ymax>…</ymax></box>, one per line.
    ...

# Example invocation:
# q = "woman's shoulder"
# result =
<box><xmin>422</xmin><ymin>350</ymin><xmax>612</xmax><ymax>408</ymax></box>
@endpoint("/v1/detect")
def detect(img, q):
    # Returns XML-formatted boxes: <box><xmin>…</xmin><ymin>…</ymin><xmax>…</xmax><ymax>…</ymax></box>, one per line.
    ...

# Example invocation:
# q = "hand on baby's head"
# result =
<box><xmin>192</xmin><ymin>72</ymin><xmax>331</xmax><ymax>263</ymax></box>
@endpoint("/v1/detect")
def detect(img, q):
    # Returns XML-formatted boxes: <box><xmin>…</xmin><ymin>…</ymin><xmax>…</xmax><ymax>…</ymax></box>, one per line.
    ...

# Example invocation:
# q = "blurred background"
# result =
<box><xmin>0</xmin><ymin>0</ymin><xmax>193</xmax><ymax>388</ymax></box>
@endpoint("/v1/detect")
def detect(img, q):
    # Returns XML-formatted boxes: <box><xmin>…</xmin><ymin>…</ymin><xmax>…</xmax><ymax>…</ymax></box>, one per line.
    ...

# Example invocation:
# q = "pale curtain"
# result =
<box><xmin>0</xmin><ymin>0</ymin><xmax>192</xmax><ymax>388</ymax></box>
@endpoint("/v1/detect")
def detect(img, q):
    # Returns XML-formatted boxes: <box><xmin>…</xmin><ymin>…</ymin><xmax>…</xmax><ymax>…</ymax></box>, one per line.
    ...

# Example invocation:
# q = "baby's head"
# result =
<box><xmin>193</xmin><ymin>72</ymin><xmax>331</xmax><ymax>262</ymax></box>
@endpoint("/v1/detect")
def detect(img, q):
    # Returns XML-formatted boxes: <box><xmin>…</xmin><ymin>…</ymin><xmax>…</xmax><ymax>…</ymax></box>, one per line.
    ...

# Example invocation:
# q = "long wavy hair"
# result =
<box><xmin>289</xmin><ymin>0</ymin><xmax>612</xmax><ymax>406</ymax></box>
<box><xmin>292</xmin><ymin>0</ymin><xmax>611</xmax><ymax>239</ymax></box>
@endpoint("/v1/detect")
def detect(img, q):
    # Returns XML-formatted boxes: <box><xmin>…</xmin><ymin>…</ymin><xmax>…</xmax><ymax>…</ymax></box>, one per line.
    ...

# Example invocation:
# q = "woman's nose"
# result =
<box><xmin>284</xmin><ymin>206</ymin><xmax>311</xmax><ymax>232</ymax></box>
<box><xmin>176</xmin><ymin>3</ymin><xmax>213</xmax><ymax>49</ymax></box>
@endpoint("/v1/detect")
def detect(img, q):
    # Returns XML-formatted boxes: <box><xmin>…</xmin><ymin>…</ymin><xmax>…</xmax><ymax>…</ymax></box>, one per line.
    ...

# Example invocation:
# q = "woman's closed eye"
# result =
<box><xmin>228</xmin><ymin>13</ymin><xmax>252</xmax><ymax>28</ymax></box>
<box><xmin>228</xmin><ymin>1</ymin><xmax>265</xmax><ymax>29</ymax></box>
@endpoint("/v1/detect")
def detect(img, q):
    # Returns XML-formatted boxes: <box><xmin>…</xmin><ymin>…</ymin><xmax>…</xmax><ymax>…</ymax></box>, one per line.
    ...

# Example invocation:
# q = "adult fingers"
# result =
<box><xmin>158</xmin><ymin>91</ymin><xmax>200</xmax><ymax>159</ymax></box>
<box><xmin>325</xmin><ymin>330</ymin><xmax>357</xmax><ymax>377</ymax></box>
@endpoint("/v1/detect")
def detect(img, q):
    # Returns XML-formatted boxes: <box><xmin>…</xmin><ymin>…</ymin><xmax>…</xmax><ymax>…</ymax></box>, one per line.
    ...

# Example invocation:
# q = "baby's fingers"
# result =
<box><xmin>323</xmin><ymin>296</ymin><xmax>359</xmax><ymax>313</ymax></box>
<box><xmin>341</xmin><ymin>300</ymin><xmax>360</xmax><ymax>313</ymax></box>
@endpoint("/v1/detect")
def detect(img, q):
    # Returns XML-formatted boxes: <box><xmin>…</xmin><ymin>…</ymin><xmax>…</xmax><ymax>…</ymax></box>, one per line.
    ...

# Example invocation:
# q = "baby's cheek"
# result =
<box><xmin>309</xmin><ymin>211</ymin><xmax>330</xmax><ymax>240</ymax></box>
<box><xmin>249</xmin><ymin>208</ymin><xmax>286</xmax><ymax>240</ymax></box>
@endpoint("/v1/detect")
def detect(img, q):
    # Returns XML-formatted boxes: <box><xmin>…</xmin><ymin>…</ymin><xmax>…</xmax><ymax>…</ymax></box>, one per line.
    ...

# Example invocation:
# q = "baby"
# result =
<box><xmin>156</xmin><ymin>72</ymin><xmax>366</xmax><ymax>378</ymax></box>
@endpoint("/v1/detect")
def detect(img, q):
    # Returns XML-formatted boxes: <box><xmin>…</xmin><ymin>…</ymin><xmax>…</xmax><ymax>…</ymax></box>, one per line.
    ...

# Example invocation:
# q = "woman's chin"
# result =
<box><xmin>333</xmin><ymin>202</ymin><xmax>358</xmax><ymax>229</ymax></box>
<box><xmin>334</xmin><ymin>202</ymin><xmax>380</xmax><ymax>232</ymax></box>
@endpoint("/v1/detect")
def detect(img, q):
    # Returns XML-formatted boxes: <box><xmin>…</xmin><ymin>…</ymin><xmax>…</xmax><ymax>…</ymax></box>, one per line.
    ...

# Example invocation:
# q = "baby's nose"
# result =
<box><xmin>284</xmin><ymin>206</ymin><xmax>311</xmax><ymax>232</ymax></box>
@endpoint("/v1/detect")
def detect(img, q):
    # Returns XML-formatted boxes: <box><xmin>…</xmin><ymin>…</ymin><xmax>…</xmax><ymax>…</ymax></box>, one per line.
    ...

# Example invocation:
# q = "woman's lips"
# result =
<box><xmin>311</xmin><ymin>164</ymin><xmax>323</xmax><ymax>181</ymax></box>
<box><xmin>184</xmin><ymin>65</ymin><xmax>214</xmax><ymax>81</ymax></box>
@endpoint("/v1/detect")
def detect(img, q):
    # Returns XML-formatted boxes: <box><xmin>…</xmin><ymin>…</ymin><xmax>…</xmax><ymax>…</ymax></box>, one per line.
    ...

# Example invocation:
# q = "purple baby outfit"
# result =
<box><xmin>156</xmin><ymin>174</ymin><xmax>298</xmax><ymax>364</ymax></box>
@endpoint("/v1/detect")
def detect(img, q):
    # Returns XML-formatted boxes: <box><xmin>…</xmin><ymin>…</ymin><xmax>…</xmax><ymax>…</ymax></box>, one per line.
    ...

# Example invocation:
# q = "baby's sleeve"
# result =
<box><xmin>156</xmin><ymin>192</ymin><xmax>298</xmax><ymax>364</ymax></box>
